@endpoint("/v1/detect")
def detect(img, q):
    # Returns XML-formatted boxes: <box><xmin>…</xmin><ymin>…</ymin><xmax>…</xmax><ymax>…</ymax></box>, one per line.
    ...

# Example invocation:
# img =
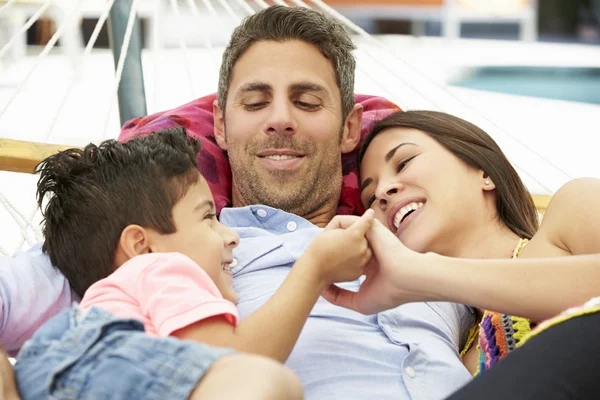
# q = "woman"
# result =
<box><xmin>323</xmin><ymin>110</ymin><xmax>600</xmax><ymax>398</ymax></box>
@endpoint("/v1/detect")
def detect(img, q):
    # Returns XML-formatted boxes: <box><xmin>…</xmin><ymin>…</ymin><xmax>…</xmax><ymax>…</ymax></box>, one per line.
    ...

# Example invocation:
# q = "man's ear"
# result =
<box><xmin>340</xmin><ymin>104</ymin><xmax>363</xmax><ymax>154</ymax></box>
<box><xmin>213</xmin><ymin>100</ymin><xmax>228</xmax><ymax>151</ymax></box>
<box><xmin>118</xmin><ymin>225</ymin><xmax>152</xmax><ymax>261</ymax></box>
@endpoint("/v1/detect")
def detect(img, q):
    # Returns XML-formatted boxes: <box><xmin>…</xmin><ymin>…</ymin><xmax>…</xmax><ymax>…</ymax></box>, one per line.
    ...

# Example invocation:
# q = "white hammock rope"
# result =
<box><xmin>150</xmin><ymin>0</ymin><xmax>162</xmax><ymax>112</ymax></box>
<box><xmin>234</xmin><ymin>0</ymin><xmax>256</xmax><ymax>15</ymax></box>
<box><xmin>101</xmin><ymin>0</ymin><xmax>141</xmax><ymax>139</ymax></box>
<box><xmin>0</xmin><ymin>0</ymin><xmax>52</xmax><ymax>59</ymax></box>
<box><xmin>10</xmin><ymin>0</ymin><xmax>115</xmax><ymax>252</ymax></box>
<box><xmin>0</xmin><ymin>0</ymin><xmax>18</xmax><ymax>19</ymax></box>
<box><xmin>0</xmin><ymin>192</ymin><xmax>38</xmax><ymax>247</ymax></box>
<box><xmin>0</xmin><ymin>0</ymin><xmax>583</xmax><ymax>254</ymax></box>
<box><xmin>14</xmin><ymin>207</ymin><xmax>41</xmax><ymax>251</ymax></box>
<box><xmin>200</xmin><ymin>0</ymin><xmax>220</xmax><ymax>22</ymax></box>
<box><xmin>168</xmin><ymin>0</ymin><xmax>196</xmax><ymax>100</ymax></box>
<box><xmin>215</xmin><ymin>0</ymin><xmax>242</xmax><ymax>23</ymax></box>
<box><xmin>0</xmin><ymin>0</ymin><xmax>83</xmax><ymax>127</ymax></box>
<box><xmin>306</xmin><ymin>0</ymin><xmax>450</xmax><ymax>111</ymax></box>
<box><xmin>254</xmin><ymin>0</ymin><xmax>269</xmax><ymax>10</ymax></box>
<box><xmin>45</xmin><ymin>0</ymin><xmax>116</xmax><ymax>142</ymax></box>
<box><xmin>186</xmin><ymin>0</ymin><xmax>220</xmax><ymax>75</ymax></box>
<box><xmin>252</xmin><ymin>0</ymin><xmax>409</xmax><ymax>110</ymax></box>
<box><xmin>290</xmin><ymin>0</ymin><xmax>311</xmax><ymax>9</ymax></box>
<box><xmin>199</xmin><ymin>0</ymin><xmax>234</xmax><ymax>46</ymax></box>
<box><xmin>308</xmin><ymin>0</ymin><xmax>572</xmax><ymax>187</ymax></box>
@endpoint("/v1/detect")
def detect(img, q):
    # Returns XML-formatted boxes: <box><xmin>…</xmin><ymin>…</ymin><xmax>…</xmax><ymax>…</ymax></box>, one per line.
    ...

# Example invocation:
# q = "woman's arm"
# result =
<box><xmin>414</xmin><ymin>252</ymin><xmax>600</xmax><ymax>321</ymax></box>
<box><xmin>324</xmin><ymin>179</ymin><xmax>600</xmax><ymax>320</ymax></box>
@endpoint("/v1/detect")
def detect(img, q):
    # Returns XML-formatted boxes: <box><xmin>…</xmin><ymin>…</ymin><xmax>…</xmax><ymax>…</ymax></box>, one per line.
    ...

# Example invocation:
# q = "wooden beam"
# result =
<box><xmin>0</xmin><ymin>137</ymin><xmax>557</xmax><ymax>216</ymax></box>
<box><xmin>532</xmin><ymin>194</ymin><xmax>552</xmax><ymax>216</ymax></box>
<box><xmin>0</xmin><ymin>138</ymin><xmax>76</xmax><ymax>174</ymax></box>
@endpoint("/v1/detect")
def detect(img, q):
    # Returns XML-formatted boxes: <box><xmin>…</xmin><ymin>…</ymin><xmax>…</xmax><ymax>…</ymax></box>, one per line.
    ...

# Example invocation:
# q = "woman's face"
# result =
<box><xmin>359</xmin><ymin>127</ymin><xmax>491</xmax><ymax>254</ymax></box>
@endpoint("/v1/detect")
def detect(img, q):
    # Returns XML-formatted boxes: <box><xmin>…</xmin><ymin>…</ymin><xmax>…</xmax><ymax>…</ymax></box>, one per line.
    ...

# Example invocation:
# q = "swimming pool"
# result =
<box><xmin>451</xmin><ymin>66</ymin><xmax>600</xmax><ymax>105</ymax></box>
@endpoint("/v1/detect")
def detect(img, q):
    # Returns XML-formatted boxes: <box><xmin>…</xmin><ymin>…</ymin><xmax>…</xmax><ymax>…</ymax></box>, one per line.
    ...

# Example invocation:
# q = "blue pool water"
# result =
<box><xmin>450</xmin><ymin>66</ymin><xmax>600</xmax><ymax>105</ymax></box>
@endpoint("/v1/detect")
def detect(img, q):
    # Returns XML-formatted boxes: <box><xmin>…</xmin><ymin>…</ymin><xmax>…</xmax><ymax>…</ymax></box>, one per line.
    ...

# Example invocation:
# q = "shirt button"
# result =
<box><xmin>286</xmin><ymin>221</ymin><xmax>297</xmax><ymax>232</ymax></box>
<box><xmin>256</xmin><ymin>209</ymin><xmax>267</xmax><ymax>218</ymax></box>
<box><xmin>405</xmin><ymin>367</ymin><xmax>416</xmax><ymax>378</ymax></box>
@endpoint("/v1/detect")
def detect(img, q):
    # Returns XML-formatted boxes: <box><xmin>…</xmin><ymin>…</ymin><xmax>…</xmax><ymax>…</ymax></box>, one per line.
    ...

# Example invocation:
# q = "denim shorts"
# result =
<box><xmin>15</xmin><ymin>306</ymin><xmax>233</xmax><ymax>400</ymax></box>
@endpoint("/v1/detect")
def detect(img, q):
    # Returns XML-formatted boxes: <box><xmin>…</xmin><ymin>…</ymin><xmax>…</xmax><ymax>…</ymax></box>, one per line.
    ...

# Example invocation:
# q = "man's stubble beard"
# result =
<box><xmin>227</xmin><ymin>137</ymin><xmax>343</xmax><ymax>217</ymax></box>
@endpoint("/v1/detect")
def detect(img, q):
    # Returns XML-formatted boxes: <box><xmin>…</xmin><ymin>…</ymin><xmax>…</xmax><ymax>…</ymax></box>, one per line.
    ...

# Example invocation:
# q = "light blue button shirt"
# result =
<box><xmin>221</xmin><ymin>205</ymin><xmax>475</xmax><ymax>400</ymax></box>
<box><xmin>1</xmin><ymin>206</ymin><xmax>475</xmax><ymax>399</ymax></box>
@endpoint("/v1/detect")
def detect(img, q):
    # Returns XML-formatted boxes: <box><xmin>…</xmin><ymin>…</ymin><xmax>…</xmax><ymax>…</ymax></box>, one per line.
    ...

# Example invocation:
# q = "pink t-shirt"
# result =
<box><xmin>79</xmin><ymin>252</ymin><xmax>238</xmax><ymax>337</ymax></box>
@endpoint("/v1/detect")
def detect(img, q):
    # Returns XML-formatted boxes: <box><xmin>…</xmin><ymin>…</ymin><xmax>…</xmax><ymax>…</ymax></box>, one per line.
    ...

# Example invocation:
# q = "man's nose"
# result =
<box><xmin>264</xmin><ymin>99</ymin><xmax>298</xmax><ymax>136</ymax></box>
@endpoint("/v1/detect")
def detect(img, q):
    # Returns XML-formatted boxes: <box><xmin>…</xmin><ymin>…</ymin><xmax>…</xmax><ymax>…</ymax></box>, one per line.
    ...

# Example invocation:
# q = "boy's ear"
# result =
<box><xmin>118</xmin><ymin>225</ymin><xmax>151</xmax><ymax>260</ymax></box>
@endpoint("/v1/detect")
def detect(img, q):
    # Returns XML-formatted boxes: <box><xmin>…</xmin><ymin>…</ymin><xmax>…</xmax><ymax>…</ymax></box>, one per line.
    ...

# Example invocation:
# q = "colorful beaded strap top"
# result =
<box><xmin>462</xmin><ymin>238</ymin><xmax>532</xmax><ymax>375</ymax></box>
<box><xmin>461</xmin><ymin>238</ymin><xmax>600</xmax><ymax>376</ymax></box>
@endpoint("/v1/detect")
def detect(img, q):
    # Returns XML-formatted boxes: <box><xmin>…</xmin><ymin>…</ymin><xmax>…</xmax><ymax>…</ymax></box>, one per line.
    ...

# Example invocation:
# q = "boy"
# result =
<box><xmin>15</xmin><ymin>128</ymin><xmax>374</xmax><ymax>399</ymax></box>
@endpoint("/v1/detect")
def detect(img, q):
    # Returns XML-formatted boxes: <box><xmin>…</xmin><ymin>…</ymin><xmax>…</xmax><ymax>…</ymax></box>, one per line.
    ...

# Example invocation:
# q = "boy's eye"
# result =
<box><xmin>204</xmin><ymin>213</ymin><xmax>217</xmax><ymax>220</ymax></box>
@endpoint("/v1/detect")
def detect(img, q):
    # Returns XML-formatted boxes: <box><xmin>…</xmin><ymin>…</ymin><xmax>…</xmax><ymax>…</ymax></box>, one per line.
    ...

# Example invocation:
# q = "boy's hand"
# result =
<box><xmin>303</xmin><ymin>209</ymin><xmax>374</xmax><ymax>285</ymax></box>
<box><xmin>322</xmin><ymin>219</ymin><xmax>423</xmax><ymax>315</ymax></box>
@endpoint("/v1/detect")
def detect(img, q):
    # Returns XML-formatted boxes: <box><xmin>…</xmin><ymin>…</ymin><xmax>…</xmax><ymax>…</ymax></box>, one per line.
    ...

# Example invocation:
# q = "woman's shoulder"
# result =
<box><xmin>522</xmin><ymin>178</ymin><xmax>600</xmax><ymax>258</ymax></box>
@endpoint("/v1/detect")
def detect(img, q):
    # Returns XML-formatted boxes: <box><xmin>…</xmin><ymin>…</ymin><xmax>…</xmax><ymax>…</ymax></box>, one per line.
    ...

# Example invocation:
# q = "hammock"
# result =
<box><xmin>2</xmin><ymin>0</ymin><xmax>596</xmax><ymax>256</ymax></box>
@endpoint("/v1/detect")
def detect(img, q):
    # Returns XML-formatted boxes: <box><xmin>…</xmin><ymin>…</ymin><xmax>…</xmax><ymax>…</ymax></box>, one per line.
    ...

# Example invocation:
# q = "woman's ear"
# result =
<box><xmin>482</xmin><ymin>172</ymin><xmax>496</xmax><ymax>191</ymax></box>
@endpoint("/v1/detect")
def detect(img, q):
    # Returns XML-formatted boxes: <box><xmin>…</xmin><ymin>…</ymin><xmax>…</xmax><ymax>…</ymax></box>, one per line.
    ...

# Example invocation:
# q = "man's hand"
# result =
<box><xmin>322</xmin><ymin>219</ymin><xmax>425</xmax><ymax>315</ymax></box>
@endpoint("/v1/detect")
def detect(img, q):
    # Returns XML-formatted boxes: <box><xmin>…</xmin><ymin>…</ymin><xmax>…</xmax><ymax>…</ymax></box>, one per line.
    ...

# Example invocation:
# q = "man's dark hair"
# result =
<box><xmin>36</xmin><ymin>127</ymin><xmax>201</xmax><ymax>297</ymax></box>
<box><xmin>218</xmin><ymin>5</ymin><xmax>356</xmax><ymax>121</ymax></box>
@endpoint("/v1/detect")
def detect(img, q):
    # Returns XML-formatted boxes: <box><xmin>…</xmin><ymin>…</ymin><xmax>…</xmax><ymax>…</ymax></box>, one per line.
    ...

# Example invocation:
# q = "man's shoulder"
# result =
<box><xmin>1</xmin><ymin>243</ymin><xmax>57</xmax><ymax>281</ymax></box>
<box><xmin>0</xmin><ymin>243</ymin><xmax>78</xmax><ymax>355</ymax></box>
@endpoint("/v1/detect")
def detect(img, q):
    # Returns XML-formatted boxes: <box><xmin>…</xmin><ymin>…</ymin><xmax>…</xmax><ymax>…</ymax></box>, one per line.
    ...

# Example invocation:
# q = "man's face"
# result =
<box><xmin>214</xmin><ymin>40</ymin><xmax>360</xmax><ymax>219</ymax></box>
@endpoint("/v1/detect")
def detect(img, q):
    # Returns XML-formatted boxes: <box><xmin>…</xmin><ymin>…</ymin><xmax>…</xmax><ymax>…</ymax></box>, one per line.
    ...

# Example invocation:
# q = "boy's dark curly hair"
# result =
<box><xmin>36</xmin><ymin>127</ymin><xmax>201</xmax><ymax>297</ymax></box>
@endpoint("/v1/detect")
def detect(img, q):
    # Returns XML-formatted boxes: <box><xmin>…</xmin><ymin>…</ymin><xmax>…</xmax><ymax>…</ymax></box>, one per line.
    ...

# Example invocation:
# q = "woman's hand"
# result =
<box><xmin>322</xmin><ymin>219</ymin><xmax>427</xmax><ymax>314</ymax></box>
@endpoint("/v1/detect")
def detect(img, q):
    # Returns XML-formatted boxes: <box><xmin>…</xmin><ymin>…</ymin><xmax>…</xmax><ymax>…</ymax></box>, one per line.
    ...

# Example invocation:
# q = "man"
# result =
<box><xmin>0</xmin><ymin>6</ymin><xmax>474</xmax><ymax>399</ymax></box>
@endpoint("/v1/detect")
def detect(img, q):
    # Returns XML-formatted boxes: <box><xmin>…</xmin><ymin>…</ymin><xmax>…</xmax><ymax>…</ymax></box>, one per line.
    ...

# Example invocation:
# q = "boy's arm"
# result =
<box><xmin>0</xmin><ymin>347</ymin><xmax>20</xmax><ymax>400</ymax></box>
<box><xmin>172</xmin><ymin>211</ymin><xmax>374</xmax><ymax>363</ymax></box>
<box><xmin>171</xmin><ymin>254</ymin><xmax>325</xmax><ymax>363</ymax></box>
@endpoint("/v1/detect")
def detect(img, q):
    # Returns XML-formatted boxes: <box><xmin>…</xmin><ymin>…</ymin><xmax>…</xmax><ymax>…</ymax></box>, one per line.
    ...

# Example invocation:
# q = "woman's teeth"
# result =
<box><xmin>393</xmin><ymin>202</ymin><xmax>424</xmax><ymax>229</ymax></box>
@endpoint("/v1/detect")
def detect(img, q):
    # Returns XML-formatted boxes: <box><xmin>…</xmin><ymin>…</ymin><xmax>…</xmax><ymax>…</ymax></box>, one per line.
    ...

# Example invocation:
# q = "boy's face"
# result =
<box><xmin>151</xmin><ymin>175</ymin><xmax>239</xmax><ymax>303</ymax></box>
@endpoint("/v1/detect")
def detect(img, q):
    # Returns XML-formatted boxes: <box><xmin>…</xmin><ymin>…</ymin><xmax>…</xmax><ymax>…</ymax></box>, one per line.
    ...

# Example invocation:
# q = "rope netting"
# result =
<box><xmin>0</xmin><ymin>0</ymin><xmax>586</xmax><ymax>255</ymax></box>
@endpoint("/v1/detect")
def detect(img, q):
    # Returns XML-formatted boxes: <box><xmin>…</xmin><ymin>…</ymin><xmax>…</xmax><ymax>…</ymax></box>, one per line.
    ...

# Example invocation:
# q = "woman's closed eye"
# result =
<box><xmin>396</xmin><ymin>155</ymin><xmax>417</xmax><ymax>173</ymax></box>
<box><xmin>364</xmin><ymin>155</ymin><xmax>418</xmax><ymax>207</ymax></box>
